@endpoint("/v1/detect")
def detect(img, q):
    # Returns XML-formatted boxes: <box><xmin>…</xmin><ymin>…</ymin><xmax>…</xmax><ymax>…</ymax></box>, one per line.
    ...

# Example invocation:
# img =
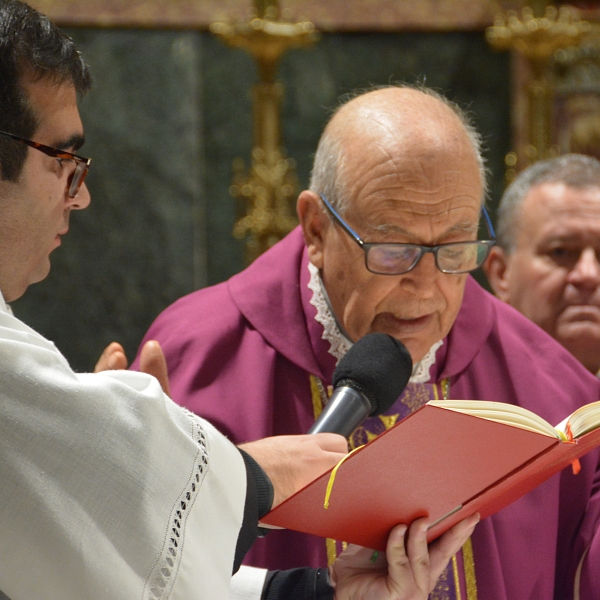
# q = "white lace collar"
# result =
<box><xmin>307</xmin><ymin>261</ymin><xmax>442</xmax><ymax>383</ymax></box>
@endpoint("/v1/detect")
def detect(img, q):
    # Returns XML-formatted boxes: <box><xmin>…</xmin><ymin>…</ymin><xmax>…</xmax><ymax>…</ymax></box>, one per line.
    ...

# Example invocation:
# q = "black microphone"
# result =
<box><xmin>308</xmin><ymin>332</ymin><xmax>413</xmax><ymax>438</ymax></box>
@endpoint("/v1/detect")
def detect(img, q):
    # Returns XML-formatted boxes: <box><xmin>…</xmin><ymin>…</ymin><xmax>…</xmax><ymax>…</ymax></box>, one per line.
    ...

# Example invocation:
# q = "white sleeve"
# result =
<box><xmin>0</xmin><ymin>309</ymin><xmax>246</xmax><ymax>600</ymax></box>
<box><xmin>230</xmin><ymin>566</ymin><xmax>269</xmax><ymax>600</ymax></box>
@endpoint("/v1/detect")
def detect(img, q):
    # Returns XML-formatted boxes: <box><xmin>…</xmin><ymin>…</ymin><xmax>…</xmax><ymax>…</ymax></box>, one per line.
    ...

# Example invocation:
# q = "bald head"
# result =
<box><xmin>310</xmin><ymin>86</ymin><xmax>486</xmax><ymax>214</ymax></box>
<box><xmin>298</xmin><ymin>85</ymin><xmax>486</xmax><ymax>365</ymax></box>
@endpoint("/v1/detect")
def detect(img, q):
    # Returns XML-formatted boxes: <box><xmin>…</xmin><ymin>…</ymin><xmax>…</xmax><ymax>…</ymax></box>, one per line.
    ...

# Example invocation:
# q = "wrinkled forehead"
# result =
<box><xmin>342</xmin><ymin>131</ymin><xmax>483</xmax><ymax>227</ymax></box>
<box><xmin>334</xmin><ymin>103</ymin><xmax>482</xmax><ymax>206</ymax></box>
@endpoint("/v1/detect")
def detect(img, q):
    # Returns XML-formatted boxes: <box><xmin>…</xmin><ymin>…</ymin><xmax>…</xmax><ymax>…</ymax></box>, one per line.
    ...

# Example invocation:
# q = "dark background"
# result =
<box><xmin>12</xmin><ymin>30</ymin><xmax>511</xmax><ymax>371</ymax></box>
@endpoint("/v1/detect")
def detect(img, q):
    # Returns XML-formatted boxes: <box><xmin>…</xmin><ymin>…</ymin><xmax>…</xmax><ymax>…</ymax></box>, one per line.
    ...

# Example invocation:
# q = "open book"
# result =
<box><xmin>429</xmin><ymin>399</ymin><xmax>600</xmax><ymax>441</ymax></box>
<box><xmin>261</xmin><ymin>399</ymin><xmax>600</xmax><ymax>551</ymax></box>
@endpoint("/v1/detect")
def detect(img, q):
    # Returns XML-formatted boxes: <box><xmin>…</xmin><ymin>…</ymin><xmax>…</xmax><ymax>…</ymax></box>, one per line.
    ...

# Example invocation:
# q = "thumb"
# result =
<box><xmin>140</xmin><ymin>340</ymin><xmax>171</xmax><ymax>397</ymax></box>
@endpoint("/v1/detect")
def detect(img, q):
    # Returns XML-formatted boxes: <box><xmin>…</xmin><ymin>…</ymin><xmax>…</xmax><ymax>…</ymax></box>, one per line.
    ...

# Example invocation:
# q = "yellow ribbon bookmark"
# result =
<box><xmin>324</xmin><ymin>445</ymin><xmax>364</xmax><ymax>509</ymax></box>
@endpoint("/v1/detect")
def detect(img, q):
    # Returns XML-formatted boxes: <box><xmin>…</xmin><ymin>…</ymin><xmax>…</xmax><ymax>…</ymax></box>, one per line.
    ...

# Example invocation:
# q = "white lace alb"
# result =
<box><xmin>307</xmin><ymin>261</ymin><xmax>443</xmax><ymax>383</ymax></box>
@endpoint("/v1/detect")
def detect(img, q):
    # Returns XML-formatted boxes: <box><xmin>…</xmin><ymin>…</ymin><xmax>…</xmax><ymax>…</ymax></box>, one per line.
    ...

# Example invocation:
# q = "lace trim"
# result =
<box><xmin>410</xmin><ymin>340</ymin><xmax>443</xmax><ymax>383</ymax></box>
<box><xmin>307</xmin><ymin>261</ymin><xmax>442</xmax><ymax>383</ymax></box>
<box><xmin>143</xmin><ymin>412</ymin><xmax>209</xmax><ymax>600</ymax></box>
<box><xmin>308</xmin><ymin>262</ymin><xmax>353</xmax><ymax>362</ymax></box>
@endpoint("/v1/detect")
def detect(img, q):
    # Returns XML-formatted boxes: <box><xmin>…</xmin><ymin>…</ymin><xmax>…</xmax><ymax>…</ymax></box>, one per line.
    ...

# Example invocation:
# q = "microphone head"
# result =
<box><xmin>333</xmin><ymin>332</ymin><xmax>413</xmax><ymax>417</ymax></box>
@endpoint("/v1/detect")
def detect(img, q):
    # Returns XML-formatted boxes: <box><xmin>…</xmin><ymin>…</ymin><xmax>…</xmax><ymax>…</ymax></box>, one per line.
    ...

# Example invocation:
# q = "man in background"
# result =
<box><xmin>485</xmin><ymin>154</ymin><xmax>600</xmax><ymax>376</ymax></box>
<box><xmin>0</xmin><ymin>1</ymin><xmax>477</xmax><ymax>599</ymax></box>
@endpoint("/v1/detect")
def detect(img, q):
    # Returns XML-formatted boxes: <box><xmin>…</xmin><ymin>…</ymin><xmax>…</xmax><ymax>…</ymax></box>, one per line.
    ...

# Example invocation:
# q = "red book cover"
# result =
<box><xmin>261</xmin><ymin>404</ymin><xmax>600</xmax><ymax>551</ymax></box>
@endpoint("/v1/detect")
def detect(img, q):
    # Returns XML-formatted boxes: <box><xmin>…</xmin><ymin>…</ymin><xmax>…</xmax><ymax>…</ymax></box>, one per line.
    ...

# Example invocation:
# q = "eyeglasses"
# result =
<box><xmin>0</xmin><ymin>130</ymin><xmax>91</xmax><ymax>198</ymax></box>
<box><xmin>320</xmin><ymin>194</ymin><xmax>496</xmax><ymax>275</ymax></box>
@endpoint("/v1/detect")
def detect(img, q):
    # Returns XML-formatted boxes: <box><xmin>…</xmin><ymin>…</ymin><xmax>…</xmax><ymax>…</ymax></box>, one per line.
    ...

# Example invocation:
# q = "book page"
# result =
<box><xmin>428</xmin><ymin>400</ymin><xmax>565</xmax><ymax>440</ymax></box>
<box><xmin>556</xmin><ymin>399</ymin><xmax>600</xmax><ymax>438</ymax></box>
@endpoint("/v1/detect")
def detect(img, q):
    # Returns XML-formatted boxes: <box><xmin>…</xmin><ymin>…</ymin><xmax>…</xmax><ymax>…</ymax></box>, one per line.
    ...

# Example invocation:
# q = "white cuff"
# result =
<box><xmin>230</xmin><ymin>566</ymin><xmax>268</xmax><ymax>600</ymax></box>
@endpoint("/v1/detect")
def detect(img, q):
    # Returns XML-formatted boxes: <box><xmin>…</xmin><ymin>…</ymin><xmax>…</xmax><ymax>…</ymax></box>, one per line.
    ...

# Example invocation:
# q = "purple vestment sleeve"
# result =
<box><xmin>573</xmin><ymin>450</ymin><xmax>600</xmax><ymax>600</ymax></box>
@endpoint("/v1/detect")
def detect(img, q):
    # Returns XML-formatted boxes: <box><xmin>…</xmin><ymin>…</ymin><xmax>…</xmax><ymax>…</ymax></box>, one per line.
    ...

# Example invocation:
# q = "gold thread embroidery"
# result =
<box><xmin>452</xmin><ymin>554</ymin><xmax>462</xmax><ymax>599</ymax></box>
<box><xmin>433</xmin><ymin>382</ymin><xmax>440</xmax><ymax>401</ymax></box>
<box><xmin>311</xmin><ymin>376</ymin><xmax>339</xmax><ymax>565</ymax></box>
<box><xmin>430</xmin><ymin>565</ymin><xmax>451</xmax><ymax>600</ymax></box>
<box><xmin>401</xmin><ymin>382</ymin><xmax>431</xmax><ymax>412</ymax></box>
<box><xmin>326</xmin><ymin>538</ymin><xmax>337</xmax><ymax>566</ymax></box>
<box><xmin>463</xmin><ymin>537</ymin><xmax>478</xmax><ymax>600</ymax></box>
<box><xmin>310</xmin><ymin>374</ymin><xmax>326</xmax><ymax>420</ymax></box>
<box><xmin>378</xmin><ymin>414</ymin><xmax>399</xmax><ymax>429</ymax></box>
<box><xmin>441</xmin><ymin>378</ymin><xmax>450</xmax><ymax>401</ymax></box>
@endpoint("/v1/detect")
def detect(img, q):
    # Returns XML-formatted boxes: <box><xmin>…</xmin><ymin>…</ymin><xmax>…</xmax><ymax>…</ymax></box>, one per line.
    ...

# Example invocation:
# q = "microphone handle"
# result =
<box><xmin>308</xmin><ymin>386</ymin><xmax>372</xmax><ymax>438</ymax></box>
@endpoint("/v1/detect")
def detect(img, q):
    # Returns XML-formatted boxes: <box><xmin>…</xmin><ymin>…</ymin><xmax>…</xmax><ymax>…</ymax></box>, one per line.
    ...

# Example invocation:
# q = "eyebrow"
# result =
<box><xmin>52</xmin><ymin>134</ymin><xmax>85</xmax><ymax>153</ymax></box>
<box><xmin>369</xmin><ymin>220</ymin><xmax>479</xmax><ymax>238</ymax></box>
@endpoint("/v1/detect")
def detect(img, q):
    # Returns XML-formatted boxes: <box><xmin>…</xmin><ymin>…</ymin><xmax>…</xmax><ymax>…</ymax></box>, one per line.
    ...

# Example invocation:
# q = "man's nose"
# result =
<box><xmin>400</xmin><ymin>252</ymin><xmax>439</xmax><ymax>293</ymax></box>
<box><xmin>66</xmin><ymin>181</ymin><xmax>91</xmax><ymax>211</ymax></box>
<box><xmin>568</xmin><ymin>247</ymin><xmax>600</xmax><ymax>288</ymax></box>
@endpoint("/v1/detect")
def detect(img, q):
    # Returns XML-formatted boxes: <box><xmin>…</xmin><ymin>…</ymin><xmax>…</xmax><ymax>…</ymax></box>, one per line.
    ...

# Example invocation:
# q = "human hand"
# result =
<box><xmin>94</xmin><ymin>341</ymin><xmax>128</xmax><ymax>372</ymax></box>
<box><xmin>239</xmin><ymin>433</ymin><xmax>347</xmax><ymax>508</ymax></box>
<box><xmin>94</xmin><ymin>340</ymin><xmax>171</xmax><ymax>397</ymax></box>
<box><xmin>330</xmin><ymin>513</ymin><xmax>480</xmax><ymax>600</ymax></box>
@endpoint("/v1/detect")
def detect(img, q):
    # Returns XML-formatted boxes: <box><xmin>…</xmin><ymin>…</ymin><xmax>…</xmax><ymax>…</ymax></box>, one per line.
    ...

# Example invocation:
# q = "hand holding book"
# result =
<box><xmin>261</xmin><ymin>399</ymin><xmax>600</xmax><ymax>551</ymax></box>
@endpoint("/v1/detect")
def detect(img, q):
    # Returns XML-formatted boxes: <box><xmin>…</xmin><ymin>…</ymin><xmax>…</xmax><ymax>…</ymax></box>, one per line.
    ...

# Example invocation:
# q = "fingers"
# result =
<box><xmin>139</xmin><ymin>340</ymin><xmax>171</xmax><ymax>397</ymax></box>
<box><xmin>428</xmin><ymin>513</ymin><xmax>480</xmax><ymax>584</ymax></box>
<box><xmin>94</xmin><ymin>342</ymin><xmax>127</xmax><ymax>373</ymax></box>
<box><xmin>240</xmin><ymin>434</ymin><xmax>347</xmax><ymax>508</ymax></box>
<box><xmin>385</xmin><ymin>514</ymin><xmax>479</xmax><ymax>597</ymax></box>
<box><xmin>386</xmin><ymin>519</ymin><xmax>429</xmax><ymax>595</ymax></box>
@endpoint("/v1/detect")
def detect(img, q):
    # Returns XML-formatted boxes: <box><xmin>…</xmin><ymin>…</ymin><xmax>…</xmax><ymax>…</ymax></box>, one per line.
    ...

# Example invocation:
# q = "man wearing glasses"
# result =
<box><xmin>136</xmin><ymin>86</ymin><xmax>600</xmax><ymax>599</ymax></box>
<box><xmin>0</xmin><ymin>2</ymin><xmax>484</xmax><ymax>599</ymax></box>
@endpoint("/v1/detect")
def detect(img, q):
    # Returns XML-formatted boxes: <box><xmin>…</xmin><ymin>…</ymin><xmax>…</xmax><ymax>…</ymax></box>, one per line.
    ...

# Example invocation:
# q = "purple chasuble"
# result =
<box><xmin>347</xmin><ymin>381</ymin><xmax>466</xmax><ymax>600</ymax></box>
<box><xmin>135</xmin><ymin>227</ymin><xmax>600</xmax><ymax>600</ymax></box>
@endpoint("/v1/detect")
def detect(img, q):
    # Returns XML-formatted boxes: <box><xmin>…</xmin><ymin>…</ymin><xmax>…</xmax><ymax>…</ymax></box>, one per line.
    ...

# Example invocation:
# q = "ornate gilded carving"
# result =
<box><xmin>212</xmin><ymin>0</ymin><xmax>318</xmax><ymax>263</ymax></box>
<box><xmin>487</xmin><ymin>2</ymin><xmax>593</xmax><ymax>178</ymax></box>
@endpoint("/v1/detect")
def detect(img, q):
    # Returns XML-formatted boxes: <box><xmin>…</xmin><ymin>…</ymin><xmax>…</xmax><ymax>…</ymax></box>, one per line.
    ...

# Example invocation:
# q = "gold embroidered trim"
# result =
<box><xmin>310</xmin><ymin>374</ymin><xmax>326</xmax><ymax>420</ymax></box>
<box><xmin>441</xmin><ymin>378</ymin><xmax>450</xmax><ymax>400</ymax></box>
<box><xmin>463</xmin><ymin>537</ymin><xmax>478</xmax><ymax>600</ymax></box>
<box><xmin>312</xmin><ymin>375</ymin><xmax>340</xmax><ymax>565</ymax></box>
<box><xmin>326</xmin><ymin>538</ymin><xmax>337</xmax><ymax>566</ymax></box>
<box><xmin>452</xmin><ymin>554</ymin><xmax>462</xmax><ymax>599</ymax></box>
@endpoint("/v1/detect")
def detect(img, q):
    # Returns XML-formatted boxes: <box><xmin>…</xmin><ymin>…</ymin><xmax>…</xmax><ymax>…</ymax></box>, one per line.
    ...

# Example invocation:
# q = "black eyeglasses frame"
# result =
<box><xmin>319</xmin><ymin>193</ymin><xmax>497</xmax><ymax>275</ymax></box>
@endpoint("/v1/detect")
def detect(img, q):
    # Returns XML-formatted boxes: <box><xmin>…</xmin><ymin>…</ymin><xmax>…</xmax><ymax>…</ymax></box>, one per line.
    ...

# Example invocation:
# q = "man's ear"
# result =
<box><xmin>483</xmin><ymin>246</ymin><xmax>511</xmax><ymax>302</ymax></box>
<box><xmin>297</xmin><ymin>190</ymin><xmax>328</xmax><ymax>270</ymax></box>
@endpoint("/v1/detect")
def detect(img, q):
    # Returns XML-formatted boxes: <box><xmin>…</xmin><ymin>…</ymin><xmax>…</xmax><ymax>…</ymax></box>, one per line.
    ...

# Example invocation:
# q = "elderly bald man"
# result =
<box><xmin>131</xmin><ymin>88</ymin><xmax>600</xmax><ymax>599</ymax></box>
<box><xmin>485</xmin><ymin>154</ymin><xmax>600</xmax><ymax>375</ymax></box>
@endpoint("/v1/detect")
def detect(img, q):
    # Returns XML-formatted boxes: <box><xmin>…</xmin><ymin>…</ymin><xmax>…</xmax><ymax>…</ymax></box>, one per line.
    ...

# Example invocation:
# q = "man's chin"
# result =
<box><xmin>558</xmin><ymin>319</ymin><xmax>600</xmax><ymax>340</ymax></box>
<box><xmin>557</xmin><ymin>323</ymin><xmax>600</xmax><ymax>371</ymax></box>
<box><xmin>29</xmin><ymin>261</ymin><xmax>52</xmax><ymax>287</ymax></box>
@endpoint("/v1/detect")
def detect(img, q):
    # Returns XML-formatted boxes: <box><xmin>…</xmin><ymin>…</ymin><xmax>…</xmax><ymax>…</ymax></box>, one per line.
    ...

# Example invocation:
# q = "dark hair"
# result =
<box><xmin>0</xmin><ymin>0</ymin><xmax>92</xmax><ymax>181</ymax></box>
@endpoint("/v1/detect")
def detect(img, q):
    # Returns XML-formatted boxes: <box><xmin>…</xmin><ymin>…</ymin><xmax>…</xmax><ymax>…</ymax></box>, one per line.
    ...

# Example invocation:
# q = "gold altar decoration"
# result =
<box><xmin>486</xmin><ymin>2</ymin><xmax>592</xmax><ymax>179</ymax></box>
<box><xmin>211</xmin><ymin>0</ymin><xmax>318</xmax><ymax>263</ymax></box>
<box><xmin>33</xmin><ymin>0</ymin><xmax>508</xmax><ymax>33</ymax></box>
